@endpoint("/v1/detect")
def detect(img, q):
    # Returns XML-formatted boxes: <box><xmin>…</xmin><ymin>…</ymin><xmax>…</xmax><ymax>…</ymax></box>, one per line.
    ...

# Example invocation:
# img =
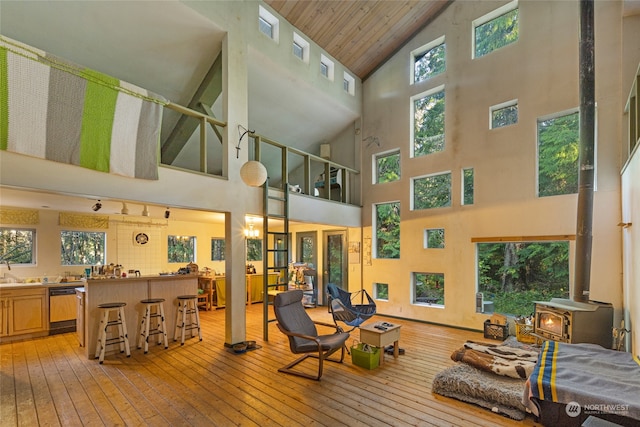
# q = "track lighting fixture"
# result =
<box><xmin>164</xmin><ymin>207</ymin><xmax>170</xmax><ymax>219</ymax></box>
<box><xmin>92</xmin><ymin>200</ymin><xmax>102</xmax><ymax>211</ymax></box>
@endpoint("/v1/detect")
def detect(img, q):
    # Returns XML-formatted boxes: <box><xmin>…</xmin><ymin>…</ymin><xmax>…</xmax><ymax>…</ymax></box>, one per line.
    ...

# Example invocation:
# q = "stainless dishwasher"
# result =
<box><xmin>49</xmin><ymin>286</ymin><xmax>78</xmax><ymax>334</ymax></box>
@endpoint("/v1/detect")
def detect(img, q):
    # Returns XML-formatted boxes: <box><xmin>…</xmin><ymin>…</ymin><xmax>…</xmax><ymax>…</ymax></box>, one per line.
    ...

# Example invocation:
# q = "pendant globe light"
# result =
<box><xmin>240</xmin><ymin>160</ymin><xmax>268</xmax><ymax>187</ymax></box>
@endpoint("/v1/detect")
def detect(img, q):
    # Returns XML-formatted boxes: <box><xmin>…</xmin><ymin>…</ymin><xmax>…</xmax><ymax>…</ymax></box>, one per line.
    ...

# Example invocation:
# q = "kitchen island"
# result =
<box><xmin>82</xmin><ymin>274</ymin><xmax>198</xmax><ymax>359</ymax></box>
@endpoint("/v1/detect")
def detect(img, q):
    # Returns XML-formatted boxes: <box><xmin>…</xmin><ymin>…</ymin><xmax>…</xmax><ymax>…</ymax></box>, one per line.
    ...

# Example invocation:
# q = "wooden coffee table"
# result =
<box><xmin>359</xmin><ymin>322</ymin><xmax>401</xmax><ymax>366</ymax></box>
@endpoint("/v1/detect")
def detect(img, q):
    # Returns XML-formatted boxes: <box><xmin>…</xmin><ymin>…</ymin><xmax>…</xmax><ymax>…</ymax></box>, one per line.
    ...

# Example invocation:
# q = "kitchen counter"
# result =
<box><xmin>82</xmin><ymin>274</ymin><xmax>198</xmax><ymax>359</ymax></box>
<box><xmin>0</xmin><ymin>281</ymin><xmax>85</xmax><ymax>290</ymax></box>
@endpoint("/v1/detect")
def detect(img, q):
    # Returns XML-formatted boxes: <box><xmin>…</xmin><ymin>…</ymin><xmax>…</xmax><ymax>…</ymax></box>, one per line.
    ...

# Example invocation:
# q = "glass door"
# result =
<box><xmin>323</xmin><ymin>230</ymin><xmax>347</xmax><ymax>305</ymax></box>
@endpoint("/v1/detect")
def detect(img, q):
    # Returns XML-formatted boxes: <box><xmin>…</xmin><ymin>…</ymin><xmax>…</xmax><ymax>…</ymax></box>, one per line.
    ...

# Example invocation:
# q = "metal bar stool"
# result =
<box><xmin>173</xmin><ymin>295</ymin><xmax>202</xmax><ymax>345</ymax></box>
<box><xmin>95</xmin><ymin>302</ymin><xmax>131</xmax><ymax>363</ymax></box>
<box><xmin>137</xmin><ymin>298</ymin><xmax>169</xmax><ymax>353</ymax></box>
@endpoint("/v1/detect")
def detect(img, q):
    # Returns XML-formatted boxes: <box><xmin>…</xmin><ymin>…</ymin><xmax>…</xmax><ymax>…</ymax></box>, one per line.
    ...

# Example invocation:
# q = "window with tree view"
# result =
<box><xmin>168</xmin><ymin>235</ymin><xmax>195</xmax><ymax>263</ymax></box>
<box><xmin>463</xmin><ymin>168</ymin><xmax>474</xmax><ymax>205</ymax></box>
<box><xmin>246</xmin><ymin>238</ymin><xmax>262</xmax><ymax>261</ymax></box>
<box><xmin>414</xmin><ymin>39</ymin><xmax>445</xmax><ymax>83</ymax></box>
<box><xmin>375</xmin><ymin>283</ymin><xmax>389</xmax><ymax>300</ymax></box>
<box><xmin>375</xmin><ymin>202</ymin><xmax>400</xmax><ymax>259</ymax></box>
<box><xmin>61</xmin><ymin>230</ymin><xmax>105</xmax><ymax>266</ymax></box>
<box><xmin>413</xmin><ymin>88</ymin><xmax>445</xmax><ymax>157</ymax></box>
<box><xmin>538</xmin><ymin>111</ymin><xmax>580</xmax><ymax>197</ymax></box>
<box><xmin>477</xmin><ymin>241</ymin><xmax>570</xmax><ymax>316</ymax></box>
<box><xmin>424</xmin><ymin>228</ymin><xmax>445</xmax><ymax>249</ymax></box>
<box><xmin>375</xmin><ymin>150</ymin><xmax>400</xmax><ymax>184</ymax></box>
<box><xmin>413</xmin><ymin>272</ymin><xmax>444</xmax><ymax>305</ymax></box>
<box><xmin>211</xmin><ymin>238</ymin><xmax>225</xmax><ymax>261</ymax></box>
<box><xmin>474</xmin><ymin>2</ymin><xmax>519</xmax><ymax>58</ymax></box>
<box><xmin>413</xmin><ymin>172</ymin><xmax>451</xmax><ymax>210</ymax></box>
<box><xmin>0</xmin><ymin>228</ymin><xmax>35</xmax><ymax>265</ymax></box>
<box><xmin>491</xmin><ymin>102</ymin><xmax>518</xmax><ymax>129</ymax></box>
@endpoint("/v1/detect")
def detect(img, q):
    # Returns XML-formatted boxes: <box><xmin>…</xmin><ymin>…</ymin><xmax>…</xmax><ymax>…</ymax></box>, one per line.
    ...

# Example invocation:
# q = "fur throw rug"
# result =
<box><xmin>451</xmin><ymin>340</ymin><xmax>539</xmax><ymax>379</ymax></box>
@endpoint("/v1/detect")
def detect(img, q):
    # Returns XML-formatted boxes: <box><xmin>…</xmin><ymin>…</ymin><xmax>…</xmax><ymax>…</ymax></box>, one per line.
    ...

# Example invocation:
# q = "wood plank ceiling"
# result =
<box><xmin>264</xmin><ymin>0</ymin><xmax>452</xmax><ymax>80</ymax></box>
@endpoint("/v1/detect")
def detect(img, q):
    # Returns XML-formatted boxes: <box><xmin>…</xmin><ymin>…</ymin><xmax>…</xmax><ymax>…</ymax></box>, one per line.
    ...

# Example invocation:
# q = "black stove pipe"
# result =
<box><xmin>573</xmin><ymin>0</ymin><xmax>596</xmax><ymax>303</ymax></box>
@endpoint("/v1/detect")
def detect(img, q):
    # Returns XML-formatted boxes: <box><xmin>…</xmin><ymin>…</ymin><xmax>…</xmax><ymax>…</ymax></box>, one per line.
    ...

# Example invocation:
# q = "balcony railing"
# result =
<box><xmin>159</xmin><ymin>102</ymin><xmax>359</xmax><ymax>205</ymax></box>
<box><xmin>248</xmin><ymin>133</ymin><xmax>359</xmax><ymax>205</ymax></box>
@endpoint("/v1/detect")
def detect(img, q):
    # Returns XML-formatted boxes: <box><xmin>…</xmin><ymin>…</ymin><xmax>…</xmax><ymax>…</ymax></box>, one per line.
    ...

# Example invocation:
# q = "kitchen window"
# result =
<box><xmin>60</xmin><ymin>230</ymin><xmax>105</xmax><ymax>266</ymax></box>
<box><xmin>168</xmin><ymin>235</ymin><xmax>196</xmax><ymax>263</ymax></box>
<box><xmin>0</xmin><ymin>227</ymin><xmax>36</xmax><ymax>266</ymax></box>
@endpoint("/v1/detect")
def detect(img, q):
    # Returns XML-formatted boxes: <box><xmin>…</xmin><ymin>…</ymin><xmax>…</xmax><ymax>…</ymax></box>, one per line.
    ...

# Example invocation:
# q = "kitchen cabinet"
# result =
<box><xmin>0</xmin><ymin>287</ymin><xmax>47</xmax><ymax>339</ymax></box>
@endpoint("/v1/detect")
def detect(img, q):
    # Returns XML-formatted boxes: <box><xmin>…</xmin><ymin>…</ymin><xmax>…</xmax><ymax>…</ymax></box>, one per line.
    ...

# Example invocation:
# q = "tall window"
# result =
<box><xmin>537</xmin><ymin>110</ymin><xmax>580</xmax><ymax>197</ymax></box>
<box><xmin>0</xmin><ymin>228</ymin><xmax>35</xmax><ymax>265</ymax></box>
<box><xmin>463</xmin><ymin>168</ymin><xmax>474</xmax><ymax>205</ymax></box>
<box><xmin>375</xmin><ymin>150</ymin><xmax>400</xmax><ymax>184</ymax></box>
<box><xmin>168</xmin><ymin>235</ymin><xmax>196</xmax><ymax>263</ymax></box>
<box><xmin>211</xmin><ymin>238</ymin><xmax>225</xmax><ymax>261</ymax></box>
<box><xmin>375</xmin><ymin>202</ymin><xmax>400</xmax><ymax>259</ymax></box>
<box><xmin>413</xmin><ymin>87</ymin><xmax>445</xmax><ymax>157</ymax></box>
<box><xmin>491</xmin><ymin>100</ymin><xmax>518</xmax><ymax>129</ymax></box>
<box><xmin>413</xmin><ymin>272</ymin><xmax>444</xmax><ymax>306</ymax></box>
<box><xmin>477</xmin><ymin>240</ymin><xmax>570</xmax><ymax>316</ymax></box>
<box><xmin>424</xmin><ymin>228</ymin><xmax>445</xmax><ymax>249</ymax></box>
<box><xmin>413</xmin><ymin>172</ymin><xmax>451</xmax><ymax>210</ymax></box>
<box><xmin>246</xmin><ymin>238</ymin><xmax>262</xmax><ymax>261</ymax></box>
<box><xmin>413</xmin><ymin>37</ymin><xmax>445</xmax><ymax>83</ymax></box>
<box><xmin>61</xmin><ymin>230</ymin><xmax>105</xmax><ymax>265</ymax></box>
<box><xmin>473</xmin><ymin>1</ymin><xmax>519</xmax><ymax>58</ymax></box>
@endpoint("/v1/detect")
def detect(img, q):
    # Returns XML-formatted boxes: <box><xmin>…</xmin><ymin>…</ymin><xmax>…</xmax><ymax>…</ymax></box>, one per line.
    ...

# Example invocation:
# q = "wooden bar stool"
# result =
<box><xmin>137</xmin><ymin>298</ymin><xmax>169</xmax><ymax>353</ymax></box>
<box><xmin>173</xmin><ymin>295</ymin><xmax>202</xmax><ymax>345</ymax></box>
<box><xmin>95</xmin><ymin>302</ymin><xmax>131</xmax><ymax>364</ymax></box>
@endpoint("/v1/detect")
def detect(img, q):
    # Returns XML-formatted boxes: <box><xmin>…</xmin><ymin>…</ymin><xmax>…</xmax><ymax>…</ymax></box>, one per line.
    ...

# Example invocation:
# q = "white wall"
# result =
<box><xmin>360</xmin><ymin>1</ymin><xmax>627</xmax><ymax>330</ymax></box>
<box><xmin>0</xmin><ymin>208</ymin><xmax>226</xmax><ymax>280</ymax></box>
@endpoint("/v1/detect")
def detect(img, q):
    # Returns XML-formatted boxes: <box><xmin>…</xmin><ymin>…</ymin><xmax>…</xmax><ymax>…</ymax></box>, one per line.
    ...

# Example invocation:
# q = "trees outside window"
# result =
<box><xmin>491</xmin><ymin>102</ymin><xmax>518</xmax><ymax>128</ymax></box>
<box><xmin>375</xmin><ymin>283</ymin><xmax>389</xmax><ymax>300</ymax></box>
<box><xmin>246</xmin><ymin>238</ymin><xmax>262</xmax><ymax>261</ymax></box>
<box><xmin>463</xmin><ymin>168</ymin><xmax>474</xmax><ymax>205</ymax></box>
<box><xmin>61</xmin><ymin>230</ymin><xmax>105</xmax><ymax>265</ymax></box>
<box><xmin>168</xmin><ymin>235</ymin><xmax>196</xmax><ymax>263</ymax></box>
<box><xmin>375</xmin><ymin>202</ymin><xmax>400</xmax><ymax>259</ymax></box>
<box><xmin>375</xmin><ymin>150</ymin><xmax>400</xmax><ymax>184</ymax></box>
<box><xmin>413</xmin><ymin>172</ymin><xmax>451</xmax><ymax>210</ymax></box>
<box><xmin>0</xmin><ymin>228</ymin><xmax>35</xmax><ymax>265</ymax></box>
<box><xmin>413</xmin><ymin>88</ymin><xmax>445</xmax><ymax>157</ymax></box>
<box><xmin>413</xmin><ymin>272</ymin><xmax>444</xmax><ymax>305</ymax></box>
<box><xmin>424</xmin><ymin>228</ymin><xmax>445</xmax><ymax>249</ymax></box>
<box><xmin>474</xmin><ymin>2</ymin><xmax>519</xmax><ymax>58</ymax></box>
<box><xmin>413</xmin><ymin>39</ymin><xmax>445</xmax><ymax>83</ymax></box>
<box><xmin>537</xmin><ymin>111</ymin><xmax>580</xmax><ymax>197</ymax></box>
<box><xmin>477</xmin><ymin>241</ymin><xmax>570</xmax><ymax>316</ymax></box>
<box><xmin>211</xmin><ymin>238</ymin><xmax>225</xmax><ymax>261</ymax></box>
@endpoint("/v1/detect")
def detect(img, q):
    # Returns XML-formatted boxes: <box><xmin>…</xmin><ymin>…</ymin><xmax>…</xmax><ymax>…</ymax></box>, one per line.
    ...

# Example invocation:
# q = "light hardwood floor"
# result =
<box><xmin>1</xmin><ymin>303</ymin><xmax>542</xmax><ymax>426</ymax></box>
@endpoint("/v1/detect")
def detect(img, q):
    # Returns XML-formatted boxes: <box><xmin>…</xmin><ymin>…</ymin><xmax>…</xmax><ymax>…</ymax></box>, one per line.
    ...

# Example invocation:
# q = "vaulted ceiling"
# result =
<box><xmin>264</xmin><ymin>0</ymin><xmax>452</xmax><ymax>80</ymax></box>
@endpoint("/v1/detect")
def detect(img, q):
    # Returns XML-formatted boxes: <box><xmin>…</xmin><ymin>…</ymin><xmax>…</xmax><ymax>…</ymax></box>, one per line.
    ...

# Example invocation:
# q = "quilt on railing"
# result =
<box><xmin>0</xmin><ymin>36</ymin><xmax>167</xmax><ymax>180</ymax></box>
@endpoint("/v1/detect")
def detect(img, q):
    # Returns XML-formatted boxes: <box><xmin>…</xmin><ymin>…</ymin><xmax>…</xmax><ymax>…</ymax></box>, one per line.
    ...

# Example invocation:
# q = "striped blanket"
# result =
<box><xmin>526</xmin><ymin>341</ymin><xmax>640</xmax><ymax>421</ymax></box>
<box><xmin>0</xmin><ymin>36</ymin><xmax>167</xmax><ymax>180</ymax></box>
